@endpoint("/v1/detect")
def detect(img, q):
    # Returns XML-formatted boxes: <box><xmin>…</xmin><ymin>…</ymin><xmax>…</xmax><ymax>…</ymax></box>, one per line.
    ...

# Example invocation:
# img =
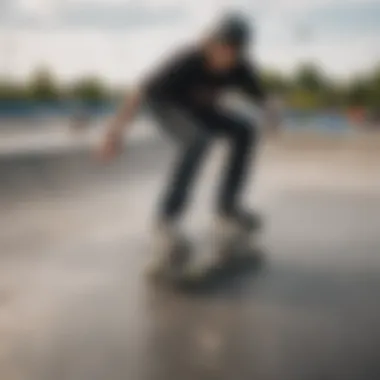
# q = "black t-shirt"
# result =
<box><xmin>144</xmin><ymin>47</ymin><xmax>266</xmax><ymax>110</ymax></box>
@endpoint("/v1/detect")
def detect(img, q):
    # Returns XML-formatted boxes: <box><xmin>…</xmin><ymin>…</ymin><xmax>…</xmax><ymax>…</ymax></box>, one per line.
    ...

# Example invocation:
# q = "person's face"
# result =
<box><xmin>206</xmin><ymin>41</ymin><xmax>240</xmax><ymax>71</ymax></box>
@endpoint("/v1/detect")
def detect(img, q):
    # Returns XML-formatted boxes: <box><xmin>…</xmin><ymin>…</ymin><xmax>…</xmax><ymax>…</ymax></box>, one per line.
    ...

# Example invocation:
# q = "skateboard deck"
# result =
<box><xmin>147</xmin><ymin>234</ymin><xmax>264</xmax><ymax>294</ymax></box>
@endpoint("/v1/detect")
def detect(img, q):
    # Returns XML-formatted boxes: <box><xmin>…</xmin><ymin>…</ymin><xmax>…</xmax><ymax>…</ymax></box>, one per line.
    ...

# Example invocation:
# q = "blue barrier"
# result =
<box><xmin>0</xmin><ymin>101</ymin><xmax>116</xmax><ymax>118</ymax></box>
<box><xmin>0</xmin><ymin>101</ymin><xmax>354</xmax><ymax>132</ymax></box>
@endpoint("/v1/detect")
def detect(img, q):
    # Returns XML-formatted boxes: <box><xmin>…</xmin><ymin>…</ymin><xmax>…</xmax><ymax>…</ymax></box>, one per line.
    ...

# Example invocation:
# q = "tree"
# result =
<box><xmin>367</xmin><ymin>66</ymin><xmax>380</xmax><ymax>109</ymax></box>
<box><xmin>0</xmin><ymin>79</ymin><xmax>27</xmax><ymax>101</ymax></box>
<box><xmin>69</xmin><ymin>76</ymin><xmax>108</xmax><ymax>102</ymax></box>
<box><xmin>320</xmin><ymin>86</ymin><xmax>345</xmax><ymax>108</ymax></box>
<box><xmin>27</xmin><ymin>67</ymin><xmax>60</xmax><ymax>101</ymax></box>
<box><xmin>287</xmin><ymin>88</ymin><xmax>321</xmax><ymax>109</ymax></box>
<box><xmin>263</xmin><ymin>70</ymin><xmax>290</xmax><ymax>95</ymax></box>
<box><xmin>346</xmin><ymin>77</ymin><xmax>370</xmax><ymax>107</ymax></box>
<box><xmin>293</xmin><ymin>64</ymin><xmax>327</xmax><ymax>93</ymax></box>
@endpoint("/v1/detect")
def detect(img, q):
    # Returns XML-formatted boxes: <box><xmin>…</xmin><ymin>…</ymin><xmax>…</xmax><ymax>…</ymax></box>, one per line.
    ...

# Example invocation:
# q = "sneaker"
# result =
<box><xmin>147</xmin><ymin>220</ymin><xmax>191</xmax><ymax>277</ymax></box>
<box><xmin>219</xmin><ymin>209</ymin><xmax>262</xmax><ymax>233</ymax></box>
<box><xmin>212</xmin><ymin>209</ymin><xmax>262</xmax><ymax>262</ymax></box>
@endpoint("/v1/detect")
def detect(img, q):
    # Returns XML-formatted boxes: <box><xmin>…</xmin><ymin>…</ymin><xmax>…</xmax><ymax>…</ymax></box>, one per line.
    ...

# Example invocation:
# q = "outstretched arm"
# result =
<box><xmin>98</xmin><ymin>87</ymin><xmax>144</xmax><ymax>161</ymax></box>
<box><xmin>107</xmin><ymin>87</ymin><xmax>144</xmax><ymax>136</ymax></box>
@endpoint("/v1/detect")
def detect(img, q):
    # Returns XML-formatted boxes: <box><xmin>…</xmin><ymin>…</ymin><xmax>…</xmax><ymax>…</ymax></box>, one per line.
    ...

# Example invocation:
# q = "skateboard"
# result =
<box><xmin>147</xmin><ymin>227</ymin><xmax>263</xmax><ymax>292</ymax></box>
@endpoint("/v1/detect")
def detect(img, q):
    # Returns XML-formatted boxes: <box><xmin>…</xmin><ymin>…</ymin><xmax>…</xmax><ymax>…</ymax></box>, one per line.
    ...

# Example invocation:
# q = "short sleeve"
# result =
<box><xmin>143</xmin><ymin>48</ymin><xmax>198</xmax><ymax>94</ymax></box>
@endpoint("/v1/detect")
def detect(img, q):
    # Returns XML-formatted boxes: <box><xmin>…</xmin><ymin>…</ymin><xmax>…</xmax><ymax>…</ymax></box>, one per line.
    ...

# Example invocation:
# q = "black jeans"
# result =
<box><xmin>147</xmin><ymin>98</ymin><xmax>258</xmax><ymax>222</ymax></box>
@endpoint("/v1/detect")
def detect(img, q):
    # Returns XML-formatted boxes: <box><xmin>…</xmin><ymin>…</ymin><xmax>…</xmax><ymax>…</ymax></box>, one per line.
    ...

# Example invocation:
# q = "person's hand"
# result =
<box><xmin>97</xmin><ymin>128</ymin><xmax>123</xmax><ymax>162</ymax></box>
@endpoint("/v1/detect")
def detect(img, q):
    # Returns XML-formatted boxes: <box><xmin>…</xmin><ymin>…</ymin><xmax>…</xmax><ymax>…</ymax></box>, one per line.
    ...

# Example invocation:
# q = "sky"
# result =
<box><xmin>0</xmin><ymin>0</ymin><xmax>380</xmax><ymax>84</ymax></box>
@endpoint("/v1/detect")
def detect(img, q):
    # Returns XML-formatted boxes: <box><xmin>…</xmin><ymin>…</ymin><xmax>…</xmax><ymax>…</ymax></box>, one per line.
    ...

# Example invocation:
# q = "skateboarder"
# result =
<box><xmin>99</xmin><ymin>13</ymin><xmax>280</xmax><ymax>273</ymax></box>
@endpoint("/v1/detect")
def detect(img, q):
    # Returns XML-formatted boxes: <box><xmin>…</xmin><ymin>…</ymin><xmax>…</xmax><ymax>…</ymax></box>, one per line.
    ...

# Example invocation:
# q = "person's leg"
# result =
<box><xmin>159</xmin><ymin>131</ymin><xmax>210</xmax><ymax>222</ymax></box>
<box><xmin>146</xmin><ymin>100</ymin><xmax>214</xmax><ymax>272</ymax></box>
<box><xmin>214</xmin><ymin>113</ymin><xmax>258</xmax><ymax>214</ymax></box>
<box><xmin>150</xmin><ymin>104</ymin><xmax>259</xmax><ymax>222</ymax></box>
<box><xmin>147</xmin><ymin>100</ymin><xmax>213</xmax><ymax>222</ymax></box>
<box><xmin>199</xmin><ymin>112</ymin><xmax>262</xmax><ymax>263</ymax></box>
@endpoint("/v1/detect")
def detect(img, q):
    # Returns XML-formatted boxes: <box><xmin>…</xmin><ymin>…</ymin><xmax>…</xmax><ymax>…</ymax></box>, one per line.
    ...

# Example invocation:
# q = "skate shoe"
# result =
<box><xmin>212</xmin><ymin>209</ymin><xmax>263</xmax><ymax>262</ymax></box>
<box><xmin>147</xmin><ymin>221</ymin><xmax>192</xmax><ymax>279</ymax></box>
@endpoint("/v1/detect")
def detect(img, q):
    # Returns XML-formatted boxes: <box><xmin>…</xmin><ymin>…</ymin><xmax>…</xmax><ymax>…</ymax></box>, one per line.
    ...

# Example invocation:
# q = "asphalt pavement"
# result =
<box><xmin>1</xmin><ymin>133</ymin><xmax>380</xmax><ymax>380</ymax></box>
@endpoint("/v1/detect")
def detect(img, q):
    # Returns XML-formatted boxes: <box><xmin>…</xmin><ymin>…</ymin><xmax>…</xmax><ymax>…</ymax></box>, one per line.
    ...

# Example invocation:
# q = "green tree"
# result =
<box><xmin>319</xmin><ymin>82</ymin><xmax>346</xmax><ymax>108</ymax></box>
<box><xmin>367</xmin><ymin>66</ymin><xmax>380</xmax><ymax>109</ymax></box>
<box><xmin>289</xmin><ymin>64</ymin><xmax>343</xmax><ymax>108</ymax></box>
<box><xmin>263</xmin><ymin>70</ymin><xmax>289</xmax><ymax>94</ymax></box>
<box><xmin>27</xmin><ymin>67</ymin><xmax>60</xmax><ymax>101</ymax></box>
<box><xmin>287</xmin><ymin>88</ymin><xmax>321</xmax><ymax>109</ymax></box>
<box><xmin>0</xmin><ymin>79</ymin><xmax>27</xmax><ymax>101</ymax></box>
<box><xmin>345</xmin><ymin>77</ymin><xmax>370</xmax><ymax>107</ymax></box>
<box><xmin>293</xmin><ymin>64</ymin><xmax>327</xmax><ymax>93</ymax></box>
<box><xmin>69</xmin><ymin>76</ymin><xmax>107</xmax><ymax>102</ymax></box>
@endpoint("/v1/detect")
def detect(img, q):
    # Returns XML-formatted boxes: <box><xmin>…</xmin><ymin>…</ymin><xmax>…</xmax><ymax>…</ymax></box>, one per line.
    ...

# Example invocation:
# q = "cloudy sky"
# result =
<box><xmin>1</xmin><ymin>0</ymin><xmax>380</xmax><ymax>84</ymax></box>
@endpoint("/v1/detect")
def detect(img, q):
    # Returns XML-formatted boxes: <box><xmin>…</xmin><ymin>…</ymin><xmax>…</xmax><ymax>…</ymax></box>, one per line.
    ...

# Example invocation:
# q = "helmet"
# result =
<box><xmin>212</xmin><ymin>13</ymin><xmax>253</xmax><ymax>50</ymax></box>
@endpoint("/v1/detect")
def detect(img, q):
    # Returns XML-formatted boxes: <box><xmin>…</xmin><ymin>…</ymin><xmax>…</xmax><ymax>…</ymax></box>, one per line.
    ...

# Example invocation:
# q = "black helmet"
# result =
<box><xmin>212</xmin><ymin>13</ymin><xmax>253</xmax><ymax>50</ymax></box>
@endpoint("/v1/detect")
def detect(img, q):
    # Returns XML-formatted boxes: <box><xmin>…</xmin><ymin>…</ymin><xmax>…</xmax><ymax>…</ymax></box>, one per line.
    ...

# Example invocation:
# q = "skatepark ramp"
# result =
<box><xmin>1</xmin><ymin>132</ymin><xmax>380</xmax><ymax>380</ymax></box>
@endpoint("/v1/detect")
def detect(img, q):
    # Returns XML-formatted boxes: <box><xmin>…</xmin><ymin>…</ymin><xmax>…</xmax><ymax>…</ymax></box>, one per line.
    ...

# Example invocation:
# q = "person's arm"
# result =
<box><xmin>105</xmin><ymin>49</ymin><xmax>193</xmax><ymax>139</ymax></box>
<box><xmin>237</xmin><ymin>62</ymin><xmax>281</xmax><ymax>134</ymax></box>
<box><xmin>98</xmin><ymin>47</ymin><xmax>196</xmax><ymax>161</ymax></box>
<box><xmin>98</xmin><ymin>88</ymin><xmax>143</xmax><ymax>161</ymax></box>
<box><xmin>107</xmin><ymin>87</ymin><xmax>143</xmax><ymax>137</ymax></box>
<box><xmin>238</xmin><ymin>63</ymin><xmax>267</xmax><ymax>105</ymax></box>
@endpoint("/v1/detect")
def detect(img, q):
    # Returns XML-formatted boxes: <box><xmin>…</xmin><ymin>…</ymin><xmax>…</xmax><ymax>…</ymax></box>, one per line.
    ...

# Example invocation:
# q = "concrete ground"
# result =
<box><xmin>1</xmin><ymin>132</ymin><xmax>380</xmax><ymax>380</ymax></box>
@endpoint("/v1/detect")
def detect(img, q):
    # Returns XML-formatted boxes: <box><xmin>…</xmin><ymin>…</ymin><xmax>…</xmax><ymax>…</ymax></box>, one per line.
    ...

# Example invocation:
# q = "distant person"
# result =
<box><xmin>99</xmin><ymin>13</ymin><xmax>280</xmax><ymax>274</ymax></box>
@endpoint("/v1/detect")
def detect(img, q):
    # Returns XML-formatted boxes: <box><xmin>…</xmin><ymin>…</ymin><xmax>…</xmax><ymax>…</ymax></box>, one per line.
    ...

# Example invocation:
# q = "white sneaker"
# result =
<box><xmin>147</xmin><ymin>221</ymin><xmax>191</xmax><ymax>277</ymax></box>
<box><xmin>211</xmin><ymin>213</ymin><xmax>261</xmax><ymax>263</ymax></box>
